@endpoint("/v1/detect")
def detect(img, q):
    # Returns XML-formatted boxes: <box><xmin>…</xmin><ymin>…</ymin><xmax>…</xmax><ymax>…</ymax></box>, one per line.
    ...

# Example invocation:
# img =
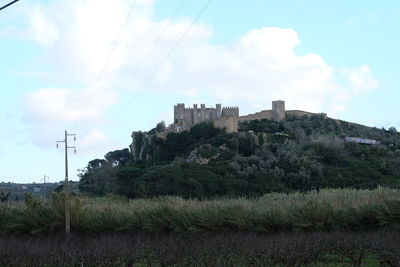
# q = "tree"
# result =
<box><xmin>78</xmin><ymin>114</ymin><xmax>400</xmax><ymax>198</ymax></box>
<box><xmin>87</xmin><ymin>159</ymin><xmax>107</xmax><ymax>171</ymax></box>
<box><xmin>78</xmin><ymin>158</ymin><xmax>117</xmax><ymax>195</ymax></box>
<box><xmin>155</xmin><ymin>121</ymin><xmax>166</xmax><ymax>133</ymax></box>
<box><xmin>105</xmin><ymin>148</ymin><xmax>131</xmax><ymax>167</ymax></box>
<box><xmin>0</xmin><ymin>191</ymin><xmax>10</xmax><ymax>202</ymax></box>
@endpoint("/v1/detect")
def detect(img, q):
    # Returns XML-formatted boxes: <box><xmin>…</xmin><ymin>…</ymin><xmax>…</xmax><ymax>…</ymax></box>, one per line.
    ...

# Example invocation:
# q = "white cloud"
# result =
<box><xmin>21</xmin><ymin>0</ymin><xmax>379</xmax><ymax>151</ymax></box>
<box><xmin>23</xmin><ymin>87</ymin><xmax>118</xmax><ymax>151</ymax></box>
<box><xmin>28</xmin><ymin>8</ymin><xmax>59</xmax><ymax>46</ymax></box>
<box><xmin>78</xmin><ymin>129</ymin><xmax>117</xmax><ymax>154</ymax></box>
<box><xmin>24</xmin><ymin>88</ymin><xmax>117</xmax><ymax>123</ymax></box>
<box><xmin>147</xmin><ymin>27</ymin><xmax>363</xmax><ymax>116</ymax></box>
<box><xmin>343</xmin><ymin>65</ymin><xmax>379</xmax><ymax>93</ymax></box>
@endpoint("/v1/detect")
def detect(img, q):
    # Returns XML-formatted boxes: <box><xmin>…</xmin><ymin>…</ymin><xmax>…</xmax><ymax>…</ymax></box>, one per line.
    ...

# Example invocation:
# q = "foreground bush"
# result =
<box><xmin>1</xmin><ymin>188</ymin><xmax>400</xmax><ymax>234</ymax></box>
<box><xmin>1</xmin><ymin>231</ymin><xmax>400</xmax><ymax>266</ymax></box>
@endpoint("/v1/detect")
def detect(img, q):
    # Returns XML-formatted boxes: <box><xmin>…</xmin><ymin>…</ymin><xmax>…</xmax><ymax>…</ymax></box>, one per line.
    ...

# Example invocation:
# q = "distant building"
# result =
<box><xmin>345</xmin><ymin>137</ymin><xmax>381</xmax><ymax>145</ymax></box>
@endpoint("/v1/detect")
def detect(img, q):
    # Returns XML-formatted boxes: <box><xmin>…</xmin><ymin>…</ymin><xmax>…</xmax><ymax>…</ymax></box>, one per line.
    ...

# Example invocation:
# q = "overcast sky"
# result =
<box><xmin>1</xmin><ymin>0</ymin><xmax>399</xmax><ymax>183</ymax></box>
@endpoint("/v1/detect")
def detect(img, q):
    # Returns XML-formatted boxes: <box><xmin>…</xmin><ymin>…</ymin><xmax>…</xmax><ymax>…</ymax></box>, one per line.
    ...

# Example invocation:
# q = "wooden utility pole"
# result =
<box><xmin>43</xmin><ymin>175</ymin><xmax>48</xmax><ymax>202</ymax></box>
<box><xmin>57</xmin><ymin>130</ymin><xmax>76</xmax><ymax>238</ymax></box>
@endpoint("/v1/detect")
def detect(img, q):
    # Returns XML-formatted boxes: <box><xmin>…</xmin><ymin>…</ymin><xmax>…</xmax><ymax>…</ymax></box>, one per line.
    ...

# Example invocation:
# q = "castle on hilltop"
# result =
<box><xmin>172</xmin><ymin>100</ymin><xmax>327</xmax><ymax>133</ymax></box>
<box><xmin>173</xmin><ymin>103</ymin><xmax>239</xmax><ymax>132</ymax></box>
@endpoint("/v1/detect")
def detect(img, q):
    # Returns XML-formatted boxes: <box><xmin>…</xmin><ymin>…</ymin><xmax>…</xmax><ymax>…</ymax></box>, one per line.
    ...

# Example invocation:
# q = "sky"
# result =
<box><xmin>0</xmin><ymin>0</ymin><xmax>399</xmax><ymax>183</ymax></box>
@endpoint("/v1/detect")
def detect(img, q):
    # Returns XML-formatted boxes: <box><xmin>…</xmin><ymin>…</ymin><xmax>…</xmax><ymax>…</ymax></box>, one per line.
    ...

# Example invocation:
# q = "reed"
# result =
<box><xmin>1</xmin><ymin>187</ymin><xmax>400</xmax><ymax>234</ymax></box>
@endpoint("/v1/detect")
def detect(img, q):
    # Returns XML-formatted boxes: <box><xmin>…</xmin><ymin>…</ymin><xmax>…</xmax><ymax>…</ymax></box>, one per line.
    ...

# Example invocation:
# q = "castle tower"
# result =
<box><xmin>272</xmin><ymin>100</ymin><xmax>285</xmax><ymax>122</ymax></box>
<box><xmin>216</xmin><ymin>104</ymin><xmax>222</xmax><ymax>118</ymax></box>
<box><xmin>193</xmin><ymin>104</ymin><xmax>198</xmax><ymax>124</ymax></box>
<box><xmin>200</xmin><ymin>104</ymin><xmax>205</xmax><ymax>122</ymax></box>
<box><xmin>222</xmin><ymin>106</ymin><xmax>239</xmax><ymax>117</ymax></box>
<box><xmin>173</xmin><ymin>103</ymin><xmax>185</xmax><ymax>125</ymax></box>
<box><xmin>173</xmin><ymin>104</ymin><xmax>179</xmax><ymax>123</ymax></box>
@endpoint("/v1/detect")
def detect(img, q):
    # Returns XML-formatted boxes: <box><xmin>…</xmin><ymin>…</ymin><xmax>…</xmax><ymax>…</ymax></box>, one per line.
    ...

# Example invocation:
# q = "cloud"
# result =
<box><xmin>24</xmin><ymin>88</ymin><xmax>117</xmax><ymax>123</ymax></box>
<box><xmin>343</xmin><ymin>65</ymin><xmax>379</xmax><ymax>93</ymax></box>
<box><xmin>20</xmin><ymin>0</ymin><xmax>379</xmax><ymax>151</ymax></box>
<box><xmin>147</xmin><ymin>26</ymin><xmax>370</xmax><ymax>115</ymax></box>
<box><xmin>28</xmin><ymin>8</ymin><xmax>59</xmax><ymax>46</ymax></box>
<box><xmin>23</xmin><ymin>87</ymin><xmax>118</xmax><ymax>150</ymax></box>
<box><xmin>77</xmin><ymin>129</ymin><xmax>117</xmax><ymax>155</ymax></box>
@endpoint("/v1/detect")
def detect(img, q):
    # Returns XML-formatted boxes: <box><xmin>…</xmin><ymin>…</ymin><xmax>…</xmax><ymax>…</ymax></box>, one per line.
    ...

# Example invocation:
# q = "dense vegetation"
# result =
<box><xmin>2</xmin><ymin>188</ymin><xmax>400</xmax><ymax>265</ymax></box>
<box><xmin>1</xmin><ymin>188</ymin><xmax>400</xmax><ymax>234</ymax></box>
<box><xmin>2</xmin><ymin>231</ymin><xmax>400</xmax><ymax>266</ymax></box>
<box><xmin>78</xmin><ymin>115</ymin><xmax>400</xmax><ymax>198</ymax></box>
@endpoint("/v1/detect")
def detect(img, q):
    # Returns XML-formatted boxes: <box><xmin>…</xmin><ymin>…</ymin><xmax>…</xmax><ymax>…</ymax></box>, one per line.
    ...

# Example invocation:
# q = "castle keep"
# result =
<box><xmin>272</xmin><ymin>100</ymin><xmax>285</xmax><ymax>122</ymax></box>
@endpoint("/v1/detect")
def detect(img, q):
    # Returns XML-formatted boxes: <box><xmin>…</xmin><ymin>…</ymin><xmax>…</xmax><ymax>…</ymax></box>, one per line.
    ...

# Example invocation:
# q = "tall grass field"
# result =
<box><xmin>1</xmin><ymin>187</ymin><xmax>400</xmax><ymax>234</ymax></box>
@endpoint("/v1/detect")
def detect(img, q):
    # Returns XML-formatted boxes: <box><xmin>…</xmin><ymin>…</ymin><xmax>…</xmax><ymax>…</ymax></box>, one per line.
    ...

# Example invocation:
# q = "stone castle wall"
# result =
<box><xmin>173</xmin><ymin>101</ymin><xmax>327</xmax><ymax>133</ymax></box>
<box><xmin>286</xmin><ymin>110</ymin><xmax>327</xmax><ymax>119</ymax></box>
<box><xmin>238</xmin><ymin>110</ymin><xmax>274</xmax><ymax>123</ymax></box>
<box><xmin>222</xmin><ymin>107</ymin><xmax>240</xmax><ymax>117</ymax></box>
<box><xmin>213</xmin><ymin>116</ymin><xmax>238</xmax><ymax>133</ymax></box>
<box><xmin>286</xmin><ymin>110</ymin><xmax>315</xmax><ymax>117</ymax></box>
<box><xmin>174</xmin><ymin>103</ymin><xmax>238</xmax><ymax>131</ymax></box>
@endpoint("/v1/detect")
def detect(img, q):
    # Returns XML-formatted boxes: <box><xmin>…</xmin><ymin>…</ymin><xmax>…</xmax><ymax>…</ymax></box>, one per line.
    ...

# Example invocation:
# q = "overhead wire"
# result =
<box><xmin>115</xmin><ymin>0</ymin><xmax>213</xmax><ymax>119</ymax></box>
<box><xmin>72</xmin><ymin>0</ymin><xmax>138</xmax><ymax>130</ymax></box>
<box><xmin>78</xmin><ymin>0</ymin><xmax>213</xmax><ymax>138</ymax></box>
<box><xmin>124</xmin><ymin>0</ymin><xmax>188</xmax><ymax>88</ymax></box>
<box><xmin>0</xmin><ymin>0</ymin><xmax>20</xmax><ymax>11</ymax></box>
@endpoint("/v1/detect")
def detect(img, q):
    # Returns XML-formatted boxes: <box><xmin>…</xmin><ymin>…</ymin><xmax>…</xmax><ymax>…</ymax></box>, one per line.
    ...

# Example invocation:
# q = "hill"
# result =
<box><xmin>78</xmin><ymin>114</ymin><xmax>400</xmax><ymax>198</ymax></box>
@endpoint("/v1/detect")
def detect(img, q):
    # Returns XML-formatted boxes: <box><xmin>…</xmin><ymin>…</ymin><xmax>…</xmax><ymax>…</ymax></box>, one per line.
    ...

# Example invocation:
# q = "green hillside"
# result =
<box><xmin>78</xmin><ymin>115</ymin><xmax>400</xmax><ymax>198</ymax></box>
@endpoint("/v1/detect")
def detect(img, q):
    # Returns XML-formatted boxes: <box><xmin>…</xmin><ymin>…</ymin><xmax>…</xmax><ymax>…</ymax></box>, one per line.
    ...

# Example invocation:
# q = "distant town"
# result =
<box><xmin>0</xmin><ymin>181</ymin><xmax>79</xmax><ymax>201</ymax></box>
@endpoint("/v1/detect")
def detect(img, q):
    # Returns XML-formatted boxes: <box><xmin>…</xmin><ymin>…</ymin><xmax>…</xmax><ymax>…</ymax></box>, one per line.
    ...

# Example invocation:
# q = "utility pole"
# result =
<box><xmin>57</xmin><ymin>130</ymin><xmax>76</xmax><ymax>238</ymax></box>
<box><xmin>43</xmin><ymin>175</ymin><xmax>48</xmax><ymax>202</ymax></box>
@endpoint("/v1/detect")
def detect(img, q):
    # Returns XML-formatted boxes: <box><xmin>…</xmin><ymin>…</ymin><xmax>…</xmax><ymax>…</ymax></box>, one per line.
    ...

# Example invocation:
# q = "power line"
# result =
<box><xmin>0</xmin><ymin>0</ymin><xmax>20</xmax><ymax>11</ymax></box>
<box><xmin>78</xmin><ymin>0</ymin><xmax>213</xmax><ymax>140</ymax></box>
<box><xmin>116</xmin><ymin>0</ymin><xmax>213</xmax><ymax>119</ymax></box>
<box><xmin>125</xmin><ymin>0</ymin><xmax>188</xmax><ymax>87</ymax></box>
<box><xmin>77</xmin><ymin>0</ymin><xmax>194</xmax><ymax>137</ymax></box>
<box><xmin>72</xmin><ymin>0</ymin><xmax>138</xmax><ymax>130</ymax></box>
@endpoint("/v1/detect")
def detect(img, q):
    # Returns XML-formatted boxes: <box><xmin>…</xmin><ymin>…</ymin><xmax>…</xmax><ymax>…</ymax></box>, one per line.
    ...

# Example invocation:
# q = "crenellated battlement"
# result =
<box><xmin>173</xmin><ymin>100</ymin><xmax>323</xmax><ymax>134</ymax></box>
<box><xmin>222</xmin><ymin>106</ymin><xmax>239</xmax><ymax>117</ymax></box>
<box><xmin>174</xmin><ymin>101</ymin><xmax>291</xmax><ymax>132</ymax></box>
<box><xmin>173</xmin><ymin>103</ymin><xmax>239</xmax><ymax>131</ymax></box>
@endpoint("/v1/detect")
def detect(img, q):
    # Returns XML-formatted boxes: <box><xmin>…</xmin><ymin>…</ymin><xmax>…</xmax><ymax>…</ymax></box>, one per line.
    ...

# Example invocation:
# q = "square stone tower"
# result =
<box><xmin>272</xmin><ymin>100</ymin><xmax>285</xmax><ymax>122</ymax></box>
